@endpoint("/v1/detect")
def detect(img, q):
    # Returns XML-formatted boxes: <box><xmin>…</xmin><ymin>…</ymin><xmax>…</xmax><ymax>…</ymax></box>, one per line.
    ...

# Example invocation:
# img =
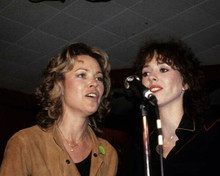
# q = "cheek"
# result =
<box><xmin>64</xmin><ymin>79</ymin><xmax>79</xmax><ymax>95</ymax></box>
<box><xmin>142</xmin><ymin>77</ymin><xmax>149</xmax><ymax>87</ymax></box>
<box><xmin>64</xmin><ymin>79</ymin><xmax>72</xmax><ymax>91</ymax></box>
<box><xmin>169</xmin><ymin>74</ymin><xmax>184</xmax><ymax>89</ymax></box>
<box><xmin>99</xmin><ymin>84</ymin><xmax>105</xmax><ymax>97</ymax></box>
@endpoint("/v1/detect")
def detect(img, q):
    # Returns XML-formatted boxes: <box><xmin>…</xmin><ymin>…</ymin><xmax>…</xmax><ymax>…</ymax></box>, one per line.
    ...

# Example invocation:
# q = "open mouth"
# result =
<box><xmin>86</xmin><ymin>93</ymin><xmax>97</xmax><ymax>98</ymax></box>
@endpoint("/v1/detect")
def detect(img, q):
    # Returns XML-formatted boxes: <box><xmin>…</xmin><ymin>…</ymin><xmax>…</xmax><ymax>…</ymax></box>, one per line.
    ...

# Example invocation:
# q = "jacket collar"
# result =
<box><xmin>176</xmin><ymin>113</ymin><xmax>196</xmax><ymax>132</ymax></box>
<box><xmin>52</xmin><ymin>123</ymin><xmax>66</xmax><ymax>151</ymax></box>
<box><xmin>175</xmin><ymin>113</ymin><xmax>202</xmax><ymax>142</ymax></box>
<box><xmin>150</xmin><ymin>113</ymin><xmax>197</xmax><ymax>137</ymax></box>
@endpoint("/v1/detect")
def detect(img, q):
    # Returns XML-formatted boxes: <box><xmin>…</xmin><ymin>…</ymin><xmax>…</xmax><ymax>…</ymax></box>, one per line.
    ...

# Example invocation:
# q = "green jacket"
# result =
<box><xmin>0</xmin><ymin>125</ymin><xmax>118</xmax><ymax>176</ymax></box>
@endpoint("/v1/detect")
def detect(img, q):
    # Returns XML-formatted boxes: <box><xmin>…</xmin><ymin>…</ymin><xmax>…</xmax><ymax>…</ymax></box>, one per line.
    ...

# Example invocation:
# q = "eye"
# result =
<box><xmin>77</xmin><ymin>73</ymin><xmax>86</xmax><ymax>78</ymax></box>
<box><xmin>96</xmin><ymin>76</ymin><xmax>104</xmax><ymax>82</ymax></box>
<box><xmin>160</xmin><ymin>68</ymin><xmax>169</xmax><ymax>73</ymax></box>
<box><xmin>142</xmin><ymin>71</ymin><xmax>150</xmax><ymax>77</ymax></box>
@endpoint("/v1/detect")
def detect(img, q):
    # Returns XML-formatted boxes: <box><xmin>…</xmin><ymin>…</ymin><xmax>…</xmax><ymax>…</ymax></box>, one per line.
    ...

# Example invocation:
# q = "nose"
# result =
<box><xmin>88</xmin><ymin>78</ymin><xmax>98</xmax><ymax>88</ymax></box>
<box><xmin>148</xmin><ymin>73</ymin><xmax>157</xmax><ymax>82</ymax></box>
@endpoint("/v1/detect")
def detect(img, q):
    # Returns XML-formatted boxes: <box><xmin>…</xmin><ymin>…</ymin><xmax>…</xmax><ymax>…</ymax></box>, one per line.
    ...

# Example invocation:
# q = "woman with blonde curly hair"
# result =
<box><xmin>0</xmin><ymin>42</ymin><xmax>118</xmax><ymax>176</ymax></box>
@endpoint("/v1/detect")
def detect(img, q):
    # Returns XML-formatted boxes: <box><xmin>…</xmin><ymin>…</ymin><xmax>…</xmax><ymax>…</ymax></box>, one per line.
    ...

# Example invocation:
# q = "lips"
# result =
<box><xmin>149</xmin><ymin>85</ymin><xmax>162</xmax><ymax>93</ymax></box>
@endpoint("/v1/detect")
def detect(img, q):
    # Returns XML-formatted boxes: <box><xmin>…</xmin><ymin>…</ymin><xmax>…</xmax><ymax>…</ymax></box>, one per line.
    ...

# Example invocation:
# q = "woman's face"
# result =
<box><xmin>141</xmin><ymin>55</ymin><xmax>187</xmax><ymax>108</ymax></box>
<box><xmin>61</xmin><ymin>55</ymin><xmax>104</xmax><ymax>117</ymax></box>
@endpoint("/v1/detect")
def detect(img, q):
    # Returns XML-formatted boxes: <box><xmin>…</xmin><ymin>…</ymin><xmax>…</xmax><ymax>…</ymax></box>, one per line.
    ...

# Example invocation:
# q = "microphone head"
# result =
<box><xmin>124</xmin><ymin>75</ymin><xmax>157</xmax><ymax>105</ymax></box>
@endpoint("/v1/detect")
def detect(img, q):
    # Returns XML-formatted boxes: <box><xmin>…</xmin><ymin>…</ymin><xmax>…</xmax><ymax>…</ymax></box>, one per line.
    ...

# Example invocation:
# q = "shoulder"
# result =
<box><xmin>203</xmin><ymin>105</ymin><xmax>220</xmax><ymax>131</ymax></box>
<box><xmin>3</xmin><ymin>125</ymin><xmax>42</xmax><ymax>155</ymax></box>
<box><xmin>98</xmin><ymin>137</ymin><xmax>115</xmax><ymax>149</ymax></box>
<box><xmin>12</xmin><ymin>125</ymin><xmax>44</xmax><ymax>137</ymax></box>
<box><xmin>97</xmin><ymin>137</ymin><xmax>118</xmax><ymax>161</ymax></box>
<box><xmin>8</xmin><ymin>125</ymin><xmax>50</xmax><ymax>145</ymax></box>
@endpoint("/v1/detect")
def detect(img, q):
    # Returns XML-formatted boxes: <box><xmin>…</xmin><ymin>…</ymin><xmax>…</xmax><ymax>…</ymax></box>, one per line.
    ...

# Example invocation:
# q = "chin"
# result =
<box><xmin>87</xmin><ymin>108</ymin><xmax>98</xmax><ymax>115</ymax></box>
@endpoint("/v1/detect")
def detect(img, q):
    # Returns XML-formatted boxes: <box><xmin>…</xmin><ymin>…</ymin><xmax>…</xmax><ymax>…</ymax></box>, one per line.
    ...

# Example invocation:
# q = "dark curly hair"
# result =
<box><xmin>35</xmin><ymin>42</ymin><xmax>111</xmax><ymax>131</ymax></box>
<box><xmin>134</xmin><ymin>38</ymin><xmax>210</xmax><ymax>123</ymax></box>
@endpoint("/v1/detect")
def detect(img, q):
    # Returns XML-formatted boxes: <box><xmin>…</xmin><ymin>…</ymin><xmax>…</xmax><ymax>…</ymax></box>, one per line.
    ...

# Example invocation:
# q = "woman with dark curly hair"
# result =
<box><xmin>0</xmin><ymin>42</ymin><xmax>118</xmax><ymax>176</ymax></box>
<box><xmin>133</xmin><ymin>39</ymin><xmax>220</xmax><ymax>176</ymax></box>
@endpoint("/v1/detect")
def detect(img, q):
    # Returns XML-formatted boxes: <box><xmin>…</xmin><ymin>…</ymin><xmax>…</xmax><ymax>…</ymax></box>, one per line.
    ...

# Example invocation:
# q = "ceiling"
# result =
<box><xmin>0</xmin><ymin>0</ymin><xmax>220</xmax><ymax>94</ymax></box>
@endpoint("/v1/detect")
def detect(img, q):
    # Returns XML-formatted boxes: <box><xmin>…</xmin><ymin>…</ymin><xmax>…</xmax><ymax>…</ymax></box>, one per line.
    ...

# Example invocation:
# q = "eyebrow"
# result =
<box><xmin>75</xmin><ymin>68</ymin><xmax>103</xmax><ymax>75</ymax></box>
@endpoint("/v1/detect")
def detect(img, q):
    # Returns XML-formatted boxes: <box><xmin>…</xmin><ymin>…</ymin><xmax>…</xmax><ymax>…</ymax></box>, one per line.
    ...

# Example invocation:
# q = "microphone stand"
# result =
<box><xmin>140</xmin><ymin>103</ymin><xmax>151</xmax><ymax>176</ymax></box>
<box><xmin>140</xmin><ymin>98</ymin><xmax>164</xmax><ymax>176</ymax></box>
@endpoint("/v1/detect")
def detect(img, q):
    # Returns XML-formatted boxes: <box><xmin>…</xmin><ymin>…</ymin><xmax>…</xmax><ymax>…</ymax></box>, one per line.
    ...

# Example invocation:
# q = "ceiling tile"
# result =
<box><xmin>130</xmin><ymin>24</ymin><xmax>179</xmax><ymax>45</ymax></box>
<box><xmin>16</xmin><ymin>30</ymin><xmax>67</xmax><ymax>54</ymax></box>
<box><xmin>197</xmin><ymin>46</ymin><xmax>220</xmax><ymax>65</ymax></box>
<box><xmin>29</xmin><ymin>46</ymin><xmax>67</xmax><ymax>71</ymax></box>
<box><xmin>198</xmin><ymin>0</ymin><xmax>220</xmax><ymax>20</ymax></box>
<box><xmin>107</xmin><ymin>40</ymin><xmax>138</xmax><ymax>64</ymax></box>
<box><xmin>112</xmin><ymin>0</ymin><xmax>141</xmax><ymax>7</ymax></box>
<box><xmin>100</xmin><ymin>10</ymin><xmax>153</xmax><ymax>39</ymax></box>
<box><xmin>42</xmin><ymin>0</ymin><xmax>77</xmax><ymax>10</ymax></box>
<box><xmin>131</xmin><ymin>0</ymin><xmax>191</xmax><ymax>23</ymax></box>
<box><xmin>184</xmin><ymin>0</ymin><xmax>204</xmax><ymax>5</ymax></box>
<box><xmin>0</xmin><ymin>40</ymin><xmax>11</xmax><ymax>52</ymax></box>
<box><xmin>163</xmin><ymin>7</ymin><xmax>218</xmax><ymax>37</ymax></box>
<box><xmin>183</xmin><ymin>38</ymin><xmax>207</xmax><ymax>53</ymax></box>
<box><xmin>0</xmin><ymin>0</ymin><xmax>13</xmax><ymax>10</ymax></box>
<box><xmin>108</xmin><ymin>57</ymin><xmax>127</xmax><ymax>70</ymax></box>
<box><xmin>0</xmin><ymin>45</ymin><xmax>43</xmax><ymax>66</ymax></box>
<box><xmin>63</xmin><ymin>0</ymin><xmax>125</xmax><ymax>25</ymax></box>
<box><xmin>29</xmin><ymin>55</ymin><xmax>49</xmax><ymax>71</ymax></box>
<box><xmin>186</xmin><ymin>23</ymin><xmax>220</xmax><ymax>48</ymax></box>
<box><xmin>74</xmin><ymin>27</ymin><xmax>122</xmax><ymax>49</ymax></box>
<box><xmin>39</xmin><ymin>12</ymin><xmax>93</xmax><ymax>41</ymax></box>
<box><xmin>0</xmin><ymin>0</ymin><xmax>59</xmax><ymax>28</ymax></box>
<box><xmin>12</xmin><ymin>67</ymin><xmax>42</xmax><ymax>83</ymax></box>
<box><xmin>0</xmin><ymin>60</ymin><xmax>25</xmax><ymax>75</ymax></box>
<box><xmin>0</xmin><ymin>16</ymin><xmax>32</xmax><ymax>42</ymax></box>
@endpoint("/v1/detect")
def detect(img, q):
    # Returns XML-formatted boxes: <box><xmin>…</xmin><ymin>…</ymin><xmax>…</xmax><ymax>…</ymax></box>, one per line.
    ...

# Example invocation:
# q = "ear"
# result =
<box><xmin>58</xmin><ymin>81</ymin><xmax>64</xmax><ymax>96</ymax></box>
<box><xmin>182</xmin><ymin>83</ymin><xmax>189</xmax><ymax>91</ymax></box>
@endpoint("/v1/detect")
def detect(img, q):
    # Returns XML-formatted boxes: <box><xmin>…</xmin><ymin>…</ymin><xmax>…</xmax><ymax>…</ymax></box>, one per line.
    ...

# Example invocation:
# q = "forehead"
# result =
<box><xmin>144</xmin><ymin>52</ymin><xmax>176</xmax><ymax>68</ymax></box>
<box><xmin>74</xmin><ymin>55</ymin><xmax>100</xmax><ymax>67</ymax></box>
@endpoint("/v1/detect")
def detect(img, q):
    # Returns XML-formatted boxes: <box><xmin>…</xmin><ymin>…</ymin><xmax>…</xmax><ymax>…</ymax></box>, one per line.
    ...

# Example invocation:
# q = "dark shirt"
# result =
<box><xmin>75</xmin><ymin>152</ymin><xmax>91</xmax><ymax>176</ymax></box>
<box><xmin>149</xmin><ymin>112</ymin><xmax>220</xmax><ymax>176</ymax></box>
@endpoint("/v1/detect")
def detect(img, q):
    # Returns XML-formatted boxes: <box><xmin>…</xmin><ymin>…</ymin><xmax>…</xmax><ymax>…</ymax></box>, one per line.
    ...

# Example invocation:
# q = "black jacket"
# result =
<box><xmin>149</xmin><ymin>109</ymin><xmax>220</xmax><ymax>176</ymax></box>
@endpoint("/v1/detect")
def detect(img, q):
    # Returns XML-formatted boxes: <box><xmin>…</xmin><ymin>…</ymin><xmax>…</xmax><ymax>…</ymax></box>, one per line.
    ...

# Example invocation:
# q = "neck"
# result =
<box><xmin>58</xmin><ymin>116</ymin><xmax>89</xmax><ymax>142</ymax></box>
<box><xmin>159</xmin><ymin>103</ymin><xmax>184</xmax><ymax>138</ymax></box>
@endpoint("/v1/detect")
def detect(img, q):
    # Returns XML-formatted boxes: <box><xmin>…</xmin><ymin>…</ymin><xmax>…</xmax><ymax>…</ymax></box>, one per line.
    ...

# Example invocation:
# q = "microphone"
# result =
<box><xmin>124</xmin><ymin>75</ymin><xmax>157</xmax><ymax>104</ymax></box>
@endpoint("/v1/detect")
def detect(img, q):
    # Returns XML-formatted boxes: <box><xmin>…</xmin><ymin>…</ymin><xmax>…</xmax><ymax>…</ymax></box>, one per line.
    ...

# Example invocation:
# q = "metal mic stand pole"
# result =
<box><xmin>140</xmin><ymin>103</ymin><xmax>151</xmax><ymax>176</ymax></box>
